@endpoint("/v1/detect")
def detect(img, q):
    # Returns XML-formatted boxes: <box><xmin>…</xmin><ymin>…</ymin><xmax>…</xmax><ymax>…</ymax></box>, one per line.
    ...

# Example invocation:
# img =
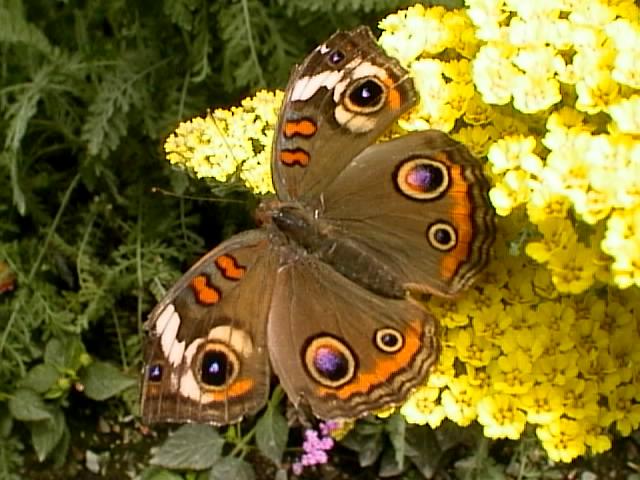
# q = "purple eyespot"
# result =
<box><xmin>313</xmin><ymin>346</ymin><xmax>348</xmax><ymax>382</ymax></box>
<box><xmin>148</xmin><ymin>364</ymin><xmax>163</xmax><ymax>382</ymax></box>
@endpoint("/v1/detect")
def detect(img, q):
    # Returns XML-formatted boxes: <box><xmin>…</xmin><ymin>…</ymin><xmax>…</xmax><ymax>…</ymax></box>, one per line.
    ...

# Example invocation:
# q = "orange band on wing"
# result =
<box><xmin>440</xmin><ymin>162</ymin><xmax>472</xmax><ymax>280</ymax></box>
<box><xmin>284</xmin><ymin>119</ymin><xmax>317</xmax><ymax>138</ymax></box>
<box><xmin>280</xmin><ymin>149</ymin><xmax>310</xmax><ymax>167</ymax></box>
<box><xmin>203</xmin><ymin>378</ymin><xmax>254</xmax><ymax>401</ymax></box>
<box><xmin>317</xmin><ymin>319</ymin><xmax>422</xmax><ymax>399</ymax></box>
<box><xmin>191</xmin><ymin>275</ymin><xmax>221</xmax><ymax>305</ymax></box>
<box><xmin>382</xmin><ymin>77</ymin><xmax>401</xmax><ymax>110</ymax></box>
<box><xmin>215</xmin><ymin>254</ymin><xmax>246</xmax><ymax>281</ymax></box>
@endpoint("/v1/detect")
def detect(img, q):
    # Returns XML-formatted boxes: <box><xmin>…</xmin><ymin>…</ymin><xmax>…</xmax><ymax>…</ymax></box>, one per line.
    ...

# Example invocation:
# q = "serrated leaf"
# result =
<box><xmin>150</xmin><ymin>425</ymin><xmax>224</xmax><ymax>470</ymax></box>
<box><xmin>19</xmin><ymin>364</ymin><xmax>59</xmax><ymax>394</ymax></box>
<box><xmin>8</xmin><ymin>389</ymin><xmax>52</xmax><ymax>422</ymax></box>
<box><xmin>7</xmin><ymin>151</ymin><xmax>26</xmax><ymax>215</ymax></box>
<box><xmin>209</xmin><ymin>456</ymin><xmax>255</xmax><ymax>480</ymax></box>
<box><xmin>44</xmin><ymin>336</ymin><xmax>86</xmax><ymax>371</ymax></box>
<box><xmin>255</xmin><ymin>403</ymin><xmax>288</xmax><ymax>465</ymax></box>
<box><xmin>80</xmin><ymin>360</ymin><xmax>136</xmax><ymax>401</ymax></box>
<box><xmin>28</xmin><ymin>406</ymin><xmax>65</xmax><ymax>462</ymax></box>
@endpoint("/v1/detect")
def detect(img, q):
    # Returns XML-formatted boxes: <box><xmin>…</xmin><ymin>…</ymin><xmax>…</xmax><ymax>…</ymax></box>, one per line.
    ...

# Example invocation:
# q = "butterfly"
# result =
<box><xmin>140</xmin><ymin>26</ymin><xmax>495</xmax><ymax>425</ymax></box>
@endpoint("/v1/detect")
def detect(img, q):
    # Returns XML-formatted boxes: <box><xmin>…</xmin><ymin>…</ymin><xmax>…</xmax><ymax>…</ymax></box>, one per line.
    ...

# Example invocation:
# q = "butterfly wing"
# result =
<box><xmin>319</xmin><ymin>130</ymin><xmax>496</xmax><ymax>297</ymax></box>
<box><xmin>267</xmin><ymin>256</ymin><xmax>438</xmax><ymax>420</ymax></box>
<box><xmin>141</xmin><ymin>230</ymin><xmax>278</xmax><ymax>424</ymax></box>
<box><xmin>272</xmin><ymin>26</ymin><xmax>417</xmax><ymax>202</ymax></box>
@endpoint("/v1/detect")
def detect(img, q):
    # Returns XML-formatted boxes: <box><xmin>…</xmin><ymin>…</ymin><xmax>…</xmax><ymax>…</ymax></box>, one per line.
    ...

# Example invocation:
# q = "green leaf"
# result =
<box><xmin>341</xmin><ymin>424</ymin><xmax>384</xmax><ymax>468</ymax></box>
<box><xmin>405</xmin><ymin>426</ymin><xmax>442</xmax><ymax>478</ymax></box>
<box><xmin>274</xmin><ymin>469</ymin><xmax>288</xmax><ymax>480</ymax></box>
<box><xmin>80</xmin><ymin>361</ymin><xmax>136</xmax><ymax>401</ymax></box>
<box><xmin>19</xmin><ymin>364</ymin><xmax>59</xmax><ymax>394</ymax></box>
<box><xmin>150</xmin><ymin>425</ymin><xmax>224</xmax><ymax>470</ymax></box>
<box><xmin>139</xmin><ymin>467</ymin><xmax>184</xmax><ymax>480</ymax></box>
<box><xmin>7</xmin><ymin>151</ymin><xmax>26</xmax><ymax>216</ymax></box>
<box><xmin>28</xmin><ymin>406</ymin><xmax>65</xmax><ymax>462</ymax></box>
<box><xmin>385</xmin><ymin>413</ymin><xmax>406</xmax><ymax>470</ymax></box>
<box><xmin>378</xmin><ymin>446</ymin><xmax>404</xmax><ymax>478</ymax></box>
<box><xmin>255</xmin><ymin>402</ymin><xmax>288</xmax><ymax>465</ymax></box>
<box><xmin>44</xmin><ymin>336</ymin><xmax>87</xmax><ymax>372</ymax></box>
<box><xmin>0</xmin><ymin>403</ymin><xmax>13</xmax><ymax>437</ymax></box>
<box><xmin>8</xmin><ymin>389</ymin><xmax>52</xmax><ymax>422</ymax></box>
<box><xmin>209</xmin><ymin>457</ymin><xmax>255</xmax><ymax>480</ymax></box>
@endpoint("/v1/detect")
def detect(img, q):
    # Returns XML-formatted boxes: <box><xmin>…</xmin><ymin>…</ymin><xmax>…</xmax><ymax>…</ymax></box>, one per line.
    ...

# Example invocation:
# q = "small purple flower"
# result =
<box><xmin>291</xmin><ymin>421</ymin><xmax>338</xmax><ymax>476</ymax></box>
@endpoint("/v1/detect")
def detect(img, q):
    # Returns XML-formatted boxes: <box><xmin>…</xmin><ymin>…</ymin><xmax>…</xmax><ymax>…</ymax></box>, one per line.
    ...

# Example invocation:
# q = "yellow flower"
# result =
<box><xmin>400</xmin><ymin>386</ymin><xmax>446</xmax><ymax>428</ymax></box>
<box><xmin>426</xmin><ymin>344</ymin><xmax>457</xmax><ymax>389</ymax></box>
<box><xmin>603</xmin><ymin>384</ymin><xmax>640</xmax><ymax>435</ymax></box>
<box><xmin>512</xmin><ymin>73</ymin><xmax>562</xmax><ymax>114</ymax></box>
<box><xmin>441</xmin><ymin>375</ymin><xmax>481</xmax><ymax>426</ymax></box>
<box><xmin>465</xmin><ymin>0</ymin><xmax>509</xmax><ymax>41</ymax></box>
<box><xmin>560</xmin><ymin>378</ymin><xmax>600</xmax><ymax>420</ymax></box>
<box><xmin>163</xmin><ymin>90</ymin><xmax>282</xmax><ymax>194</ymax></box>
<box><xmin>520</xmin><ymin>384</ymin><xmax>564</xmax><ymax>424</ymax></box>
<box><xmin>487</xmin><ymin>135</ymin><xmax>538</xmax><ymax>175</ymax></box>
<box><xmin>462</xmin><ymin>94</ymin><xmax>496</xmax><ymax>125</ymax></box>
<box><xmin>488</xmin><ymin>349</ymin><xmax>534</xmax><ymax>394</ymax></box>
<box><xmin>473</xmin><ymin>43</ymin><xmax>520</xmax><ymax>105</ymax></box>
<box><xmin>472</xmin><ymin>304</ymin><xmax>511</xmax><ymax>341</ymax></box>
<box><xmin>579</xmin><ymin>351</ymin><xmax>622</xmax><ymax>394</ymax></box>
<box><xmin>525</xmin><ymin>218</ymin><xmax>577</xmax><ymax>264</ymax></box>
<box><xmin>605</xmin><ymin>19</ymin><xmax>640</xmax><ymax>89</ymax></box>
<box><xmin>526</xmin><ymin>180</ymin><xmax>571</xmax><ymax>224</ymax></box>
<box><xmin>489</xmin><ymin>170</ymin><xmax>531</xmax><ymax>216</ymax></box>
<box><xmin>575</xmin><ymin>74</ymin><xmax>620</xmax><ymax>114</ymax></box>
<box><xmin>532</xmin><ymin>353</ymin><xmax>579</xmax><ymax>387</ymax></box>
<box><xmin>449</xmin><ymin>328</ymin><xmax>500</xmax><ymax>367</ymax></box>
<box><xmin>477</xmin><ymin>394</ymin><xmax>527</xmax><ymax>440</ymax></box>
<box><xmin>547</xmin><ymin>243</ymin><xmax>599</xmax><ymax>294</ymax></box>
<box><xmin>536</xmin><ymin>418</ymin><xmax>587</xmax><ymax>462</ymax></box>
<box><xmin>608</xmin><ymin>95</ymin><xmax>640</xmax><ymax>134</ymax></box>
<box><xmin>378</xmin><ymin>4</ymin><xmax>436</xmax><ymax>64</ymax></box>
<box><xmin>452</xmin><ymin>125</ymin><xmax>499</xmax><ymax>157</ymax></box>
<box><xmin>583</xmin><ymin>416</ymin><xmax>612</xmax><ymax>455</ymax></box>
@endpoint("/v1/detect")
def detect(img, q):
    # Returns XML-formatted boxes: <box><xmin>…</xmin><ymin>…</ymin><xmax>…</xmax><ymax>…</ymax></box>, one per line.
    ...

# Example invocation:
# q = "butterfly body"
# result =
<box><xmin>141</xmin><ymin>26</ymin><xmax>495</xmax><ymax>425</ymax></box>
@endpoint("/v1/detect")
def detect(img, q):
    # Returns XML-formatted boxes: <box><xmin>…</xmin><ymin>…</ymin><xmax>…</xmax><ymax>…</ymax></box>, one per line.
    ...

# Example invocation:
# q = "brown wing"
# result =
<box><xmin>320</xmin><ymin>130</ymin><xmax>496</xmax><ymax>297</ymax></box>
<box><xmin>141</xmin><ymin>230</ymin><xmax>278</xmax><ymax>425</ymax></box>
<box><xmin>272</xmin><ymin>26</ymin><xmax>417</xmax><ymax>202</ymax></box>
<box><xmin>266</xmin><ymin>256</ymin><xmax>438</xmax><ymax>420</ymax></box>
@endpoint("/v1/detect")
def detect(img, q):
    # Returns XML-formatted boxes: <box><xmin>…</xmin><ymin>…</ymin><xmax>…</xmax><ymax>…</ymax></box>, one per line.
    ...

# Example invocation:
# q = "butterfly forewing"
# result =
<box><xmin>272</xmin><ymin>26</ymin><xmax>417</xmax><ymax>202</ymax></box>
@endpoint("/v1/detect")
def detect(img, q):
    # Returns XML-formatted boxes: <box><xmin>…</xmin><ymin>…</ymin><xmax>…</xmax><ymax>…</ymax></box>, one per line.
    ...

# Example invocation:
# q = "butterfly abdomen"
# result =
<box><xmin>272</xmin><ymin>204</ymin><xmax>405</xmax><ymax>299</ymax></box>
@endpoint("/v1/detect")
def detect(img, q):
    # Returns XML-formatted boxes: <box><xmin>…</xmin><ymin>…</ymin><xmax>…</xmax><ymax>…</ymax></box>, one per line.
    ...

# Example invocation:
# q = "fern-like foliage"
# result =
<box><xmin>0</xmin><ymin>0</ymin><xmax>418</xmax><ymax>476</ymax></box>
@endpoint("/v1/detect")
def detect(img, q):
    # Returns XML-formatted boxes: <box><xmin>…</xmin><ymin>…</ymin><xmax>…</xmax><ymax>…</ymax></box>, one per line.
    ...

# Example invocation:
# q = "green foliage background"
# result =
<box><xmin>0</xmin><ymin>0</ymin><xmax>428</xmax><ymax>476</ymax></box>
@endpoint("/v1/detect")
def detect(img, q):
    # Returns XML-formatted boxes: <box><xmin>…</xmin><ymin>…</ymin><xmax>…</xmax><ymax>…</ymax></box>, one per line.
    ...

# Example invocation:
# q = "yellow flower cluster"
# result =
<box><xmin>163</xmin><ymin>90</ymin><xmax>282</xmax><ymax>195</ymax></box>
<box><xmin>162</xmin><ymin>1</ymin><xmax>640</xmax><ymax>463</ymax></box>
<box><xmin>377</xmin><ymin>1</ymin><xmax>640</xmax><ymax>463</ymax></box>
<box><xmin>380</xmin><ymin>1</ymin><xmax>640</xmax><ymax>292</ymax></box>
<box><xmin>400</xmin><ymin>217</ymin><xmax>640</xmax><ymax>462</ymax></box>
